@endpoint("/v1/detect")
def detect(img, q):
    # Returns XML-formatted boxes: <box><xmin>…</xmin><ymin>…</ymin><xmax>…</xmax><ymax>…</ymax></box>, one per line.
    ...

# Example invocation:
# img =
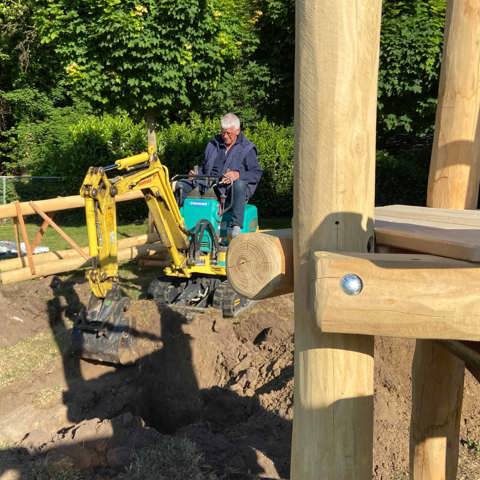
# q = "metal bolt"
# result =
<box><xmin>340</xmin><ymin>274</ymin><xmax>363</xmax><ymax>296</ymax></box>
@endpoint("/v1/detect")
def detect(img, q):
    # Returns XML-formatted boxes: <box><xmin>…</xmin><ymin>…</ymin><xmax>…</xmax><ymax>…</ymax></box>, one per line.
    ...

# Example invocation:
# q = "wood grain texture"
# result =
<box><xmin>291</xmin><ymin>0</ymin><xmax>381</xmax><ymax>478</ymax></box>
<box><xmin>227</xmin><ymin>205</ymin><xmax>480</xmax><ymax>301</ymax></box>
<box><xmin>226</xmin><ymin>229</ymin><xmax>293</xmax><ymax>299</ymax></box>
<box><xmin>0</xmin><ymin>240</ymin><xmax>165</xmax><ymax>284</ymax></box>
<box><xmin>375</xmin><ymin>204</ymin><xmax>480</xmax><ymax>262</ymax></box>
<box><xmin>0</xmin><ymin>232</ymin><xmax>161</xmax><ymax>272</ymax></box>
<box><xmin>315</xmin><ymin>251</ymin><xmax>480</xmax><ymax>340</ymax></box>
<box><xmin>427</xmin><ymin>1</ymin><xmax>480</xmax><ymax>210</ymax></box>
<box><xmin>411</xmin><ymin>1</ymin><xmax>480</xmax><ymax>477</ymax></box>
<box><xmin>0</xmin><ymin>190</ymin><xmax>143</xmax><ymax>219</ymax></box>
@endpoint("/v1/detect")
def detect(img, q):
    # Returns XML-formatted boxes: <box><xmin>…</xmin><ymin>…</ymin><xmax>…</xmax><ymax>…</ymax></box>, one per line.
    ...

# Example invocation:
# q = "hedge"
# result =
<box><xmin>4</xmin><ymin>110</ymin><xmax>431</xmax><ymax>221</ymax></box>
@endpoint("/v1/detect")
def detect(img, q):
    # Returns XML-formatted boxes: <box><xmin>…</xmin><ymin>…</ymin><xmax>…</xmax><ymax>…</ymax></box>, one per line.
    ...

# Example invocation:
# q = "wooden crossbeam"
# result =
<box><xmin>0</xmin><ymin>190</ymin><xmax>143</xmax><ymax>220</ymax></box>
<box><xmin>314</xmin><ymin>251</ymin><xmax>480</xmax><ymax>341</ymax></box>
<box><xmin>31</xmin><ymin>216</ymin><xmax>51</xmax><ymax>252</ymax></box>
<box><xmin>29</xmin><ymin>201</ymin><xmax>90</xmax><ymax>261</ymax></box>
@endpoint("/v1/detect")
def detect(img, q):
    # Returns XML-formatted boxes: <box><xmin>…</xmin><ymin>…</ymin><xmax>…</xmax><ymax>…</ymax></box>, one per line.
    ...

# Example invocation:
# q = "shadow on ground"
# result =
<box><xmin>0</xmin><ymin>274</ymin><xmax>293</xmax><ymax>479</ymax></box>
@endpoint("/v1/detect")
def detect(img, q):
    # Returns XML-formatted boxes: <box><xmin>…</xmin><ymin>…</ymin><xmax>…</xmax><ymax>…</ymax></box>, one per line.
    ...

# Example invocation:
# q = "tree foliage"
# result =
<box><xmin>32</xmin><ymin>0</ymin><xmax>259</xmax><ymax>121</ymax></box>
<box><xmin>379</xmin><ymin>0</ymin><xmax>447</xmax><ymax>137</ymax></box>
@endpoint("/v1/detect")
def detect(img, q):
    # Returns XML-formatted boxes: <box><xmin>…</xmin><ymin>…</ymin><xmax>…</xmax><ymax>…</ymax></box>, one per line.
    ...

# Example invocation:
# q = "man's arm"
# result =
<box><xmin>241</xmin><ymin>148</ymin><xmax>263</xmax><ymax>184</ymax></box>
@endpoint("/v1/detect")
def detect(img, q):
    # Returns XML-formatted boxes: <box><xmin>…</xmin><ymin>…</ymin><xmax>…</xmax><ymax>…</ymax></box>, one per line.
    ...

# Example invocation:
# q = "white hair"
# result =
<box><xmin>220</xmin><ymin>113</ymin><xmax>240</xmax><ymax>130</ymax></box>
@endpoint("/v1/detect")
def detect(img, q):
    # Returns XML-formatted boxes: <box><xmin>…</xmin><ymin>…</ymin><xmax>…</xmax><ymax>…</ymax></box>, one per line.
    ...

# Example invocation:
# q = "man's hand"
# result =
<box><xmin>221</xmin><ymin>170</ymin><xmax>240</xmax><ymax>184</ymax></box>
<box><xmin>188</xmin><ymin>165</ymin><xmax>199</xmax><ymax>178</ymax></box>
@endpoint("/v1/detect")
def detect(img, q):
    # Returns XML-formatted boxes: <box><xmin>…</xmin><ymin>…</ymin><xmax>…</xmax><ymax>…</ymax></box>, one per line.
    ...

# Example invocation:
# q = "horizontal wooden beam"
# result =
<box><xmin>0</xmin><ymin>232</ymin><xmax>161</xmax><ymax>272</ymax></box>
<box><xmin>315</xmin><ymin>252</ymin><xmax>480</xmax><ymax>340</ymax></box>
<box><xmin>226</xmin><ymin>229</ymin><xmax>293</xmax><ymax>299</ymax></box>
<box><xmin>227</xmin><ymin>205</ymin><xmax>480</xmax><ymax>301</ymax></box>
<box><xmin>0</xmin><ymin>240</ymin><xmax>166</xmax><ymax>284</ymax></box>
<box><xmin>0</xmin><ymin>191</ymin><xmax>143</xmax><ymax>219</ymax></box>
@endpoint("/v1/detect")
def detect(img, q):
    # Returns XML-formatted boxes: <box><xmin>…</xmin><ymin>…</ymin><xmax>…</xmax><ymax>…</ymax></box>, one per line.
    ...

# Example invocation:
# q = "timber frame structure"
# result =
<box><xmin>0</xmin><ymin>191</ymin><xmax>167</xmax><ymax>284</ymax></box>
<box><xmin>227</xmin><ymin>0</ymin><xmax>480</xmax><ymax>478</ymax></box>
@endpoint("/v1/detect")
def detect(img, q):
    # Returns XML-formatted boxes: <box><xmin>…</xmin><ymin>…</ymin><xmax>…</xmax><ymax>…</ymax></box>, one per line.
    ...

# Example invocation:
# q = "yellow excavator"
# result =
<box><xmin>72</xmin><ymin>146</ymin><xmax>259</xmax><ymax>363</ymax></box>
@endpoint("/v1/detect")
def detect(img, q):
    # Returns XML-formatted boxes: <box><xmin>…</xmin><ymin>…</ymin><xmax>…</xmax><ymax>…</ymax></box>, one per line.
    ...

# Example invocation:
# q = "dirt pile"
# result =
<box><xmin>0</xmin><ymin>276</ymin><xmax>479</xmax><ymax>479</ymax></box>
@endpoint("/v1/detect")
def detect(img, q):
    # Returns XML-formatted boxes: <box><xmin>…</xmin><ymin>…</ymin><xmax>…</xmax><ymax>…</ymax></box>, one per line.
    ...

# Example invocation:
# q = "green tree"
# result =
<box><xmin>32</xmin><ymin>0</ymin><xmax>259</xmax><ymax>123</ymax></box>
<box><xmin>378</xmin><ymin>0</ymin><xmax>447</xmax><ymax>137</ymax></box>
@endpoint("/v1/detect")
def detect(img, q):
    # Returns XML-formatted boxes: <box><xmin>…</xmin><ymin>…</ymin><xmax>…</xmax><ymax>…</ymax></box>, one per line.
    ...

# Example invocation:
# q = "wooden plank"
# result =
<box><xmin>0</xmin><ymin>190</ymin><xmax>143</xmax><ymax>219</ymax></box>
<box><xmin>0</xmin><ymin>232</ymin><xmax>162</xmax><ymax>272</ymax></box>
<box><xmin>291</xmin><ymin>0</ymin><xmax>381</xmax><ymax>478</ymax></box>
<box><xmin>314</xmin><ymin>251</ymin><xmax>480</xmax><ymax>340</ymax></box>
<box><xmin>375</xmin><ymin>205</ymin><xmax>480</xmax><ymax>262</ymax></box>
<box><xmin>411</xmin><ymin>0</ymin><xmax>480</xmax><ymax>477</ymax></box>
<box><xmin>377</xmin><ymin>204</ymin><xmax>480</xmax><ymax>226</ymax></box>
<box><xmin>0</xmin><ymin>242</ymin><xmax>165</xmax><ymax>284</ymax></box>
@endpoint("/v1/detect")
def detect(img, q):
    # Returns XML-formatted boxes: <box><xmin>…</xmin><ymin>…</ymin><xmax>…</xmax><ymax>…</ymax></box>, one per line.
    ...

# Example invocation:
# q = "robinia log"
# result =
<box><xmin>0</xmin><ymin>233</ymin><xmax>161</xmax><ymax>272</ymax></box>
<box><xmin>0</xmin><ymin>190</ymin><xmax>143</xmax><ymax>219</ymax></box>
<box><xmin>226</xmin><ymin>229</ymin><xmax>292</xmax><ymax>299</ymax></box>
<box><xmin>291</xmin><ymin>0</ymin><xmax>382</xmax><ymax>479</ymax></box>
<box><xmin>411</xmin><ymin>1</ymin><xmax>480</xmax><ymax>478</ymax></box>
<box><xmin>0</xmin><ymin>241</ymin><xmax>166</xmax><ymax>284</ymax></box>
<box><xmin>314</xmin><ymin>251</ymin><xmax>480</xmax><ymax>340</ymax></box>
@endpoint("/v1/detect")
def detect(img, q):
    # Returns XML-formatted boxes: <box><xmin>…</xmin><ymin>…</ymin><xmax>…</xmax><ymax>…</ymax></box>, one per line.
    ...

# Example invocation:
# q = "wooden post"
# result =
<box><xmin>411</xmin><ymin>1</ymin><xmax>480</xmax><ymax>478</ymax></box>
<box><xmin>227</xmin><ymin>229</ymin><xmax>293</xmax><ymax>299</ymax></box>
<box><xmin>291</xmin><ymin>0</ymin><xmax>381</xmax><ymax>478</ymax></box>
<box><xmin>12</xmin><ymin>218</ymin><xmax>24</xmax><ymax>266</ymax></box>
<box><xmin>14</xmin><ymin>201</ymin><xmax>35</xmax><ymax>275</ymax></box>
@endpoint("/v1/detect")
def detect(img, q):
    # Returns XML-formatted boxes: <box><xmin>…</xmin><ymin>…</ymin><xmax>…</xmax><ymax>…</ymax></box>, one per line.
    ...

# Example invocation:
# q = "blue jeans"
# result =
<box><xmin>176</xmin><ymin>179</ymin><xmax>249</xmax><ymax>228</ymax></box>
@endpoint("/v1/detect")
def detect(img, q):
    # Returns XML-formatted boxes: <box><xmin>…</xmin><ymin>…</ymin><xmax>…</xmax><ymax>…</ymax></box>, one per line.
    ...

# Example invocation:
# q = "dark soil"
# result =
<box><xmin>0</xmin><ymin>275</ymin><xmax>479</xmax><ymax>479</ymax></box>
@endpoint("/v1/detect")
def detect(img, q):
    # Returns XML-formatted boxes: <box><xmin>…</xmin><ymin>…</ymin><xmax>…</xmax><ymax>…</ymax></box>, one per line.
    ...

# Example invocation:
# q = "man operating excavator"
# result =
<box><xmin>176</xmin><ymin>113</ymin><xmax>263</xmax><ymax>238</ymax></box>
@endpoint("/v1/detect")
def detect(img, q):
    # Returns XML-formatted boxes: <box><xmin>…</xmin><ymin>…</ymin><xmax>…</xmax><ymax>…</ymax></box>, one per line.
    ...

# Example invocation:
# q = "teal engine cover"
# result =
<box><xmin>181</xmin><ymin>197</ymin><xmax>258</xmax><ymax>254</ymax></box>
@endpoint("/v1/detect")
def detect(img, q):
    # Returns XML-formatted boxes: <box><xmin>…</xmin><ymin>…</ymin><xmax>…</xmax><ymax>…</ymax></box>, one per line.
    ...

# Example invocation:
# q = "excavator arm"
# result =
<box><xmin>80</xmin><ymin>147</ymin><xmax>190</xmax><ymax>299</ymax></box>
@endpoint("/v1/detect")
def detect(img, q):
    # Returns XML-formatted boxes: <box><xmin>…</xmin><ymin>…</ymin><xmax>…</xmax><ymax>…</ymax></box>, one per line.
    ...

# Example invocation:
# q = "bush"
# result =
<box><xmin>376</xmin><ymin>146</ymin><xmax>430</xmax><ymax>206</ymax></box>
<box><xmin>158</xmin><ymin>116</ymin><xmax>294</xmax><ymax>217</ymax></box>
<box><xmin>4</xmin><ymin>111</ymin><xmax>294</xmax><ymax>218</ymax></box>
<box><xmin>4</xmin><ymin>109</ymin><xmax>431</xmax><ymax>220</ymax></box>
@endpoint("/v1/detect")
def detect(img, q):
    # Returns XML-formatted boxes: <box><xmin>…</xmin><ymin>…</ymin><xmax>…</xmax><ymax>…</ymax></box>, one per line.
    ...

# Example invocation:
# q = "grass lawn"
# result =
<box><xmin>0</xmin><ymin>220</ymin><xmax>150</xmax><ymax>251</ymax></box>
<box><xmin>0</xmin><ymin>216</ymin><xmax>290</xmax><ymax>252</ymax></box>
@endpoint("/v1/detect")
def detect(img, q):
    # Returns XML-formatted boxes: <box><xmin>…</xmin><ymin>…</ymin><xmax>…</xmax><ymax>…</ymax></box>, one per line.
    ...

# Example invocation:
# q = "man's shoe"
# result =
<box><xmin>231</xmin><ymin>225</ymin><xmax>241</xmax><ymax>238</ymax></box>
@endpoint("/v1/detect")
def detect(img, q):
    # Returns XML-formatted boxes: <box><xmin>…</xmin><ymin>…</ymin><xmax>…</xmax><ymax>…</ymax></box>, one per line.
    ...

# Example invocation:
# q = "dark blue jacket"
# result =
<box><xmin>201</xmin><ymin>132</ymin><xmax>263</xmax><ymax>196</ymax></box>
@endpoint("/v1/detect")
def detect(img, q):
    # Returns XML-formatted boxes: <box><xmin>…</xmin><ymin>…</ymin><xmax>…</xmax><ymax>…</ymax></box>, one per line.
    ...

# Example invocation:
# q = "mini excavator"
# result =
<box><xmin>72</xmin><ymin>146</ymin><xmax>258</xmax><ymax>363</ymax></box>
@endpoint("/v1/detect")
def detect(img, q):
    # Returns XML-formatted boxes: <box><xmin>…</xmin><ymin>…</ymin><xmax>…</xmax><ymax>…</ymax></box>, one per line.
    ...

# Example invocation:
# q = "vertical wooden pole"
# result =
<box><xmin>427</xmin><ymin>0</ymin><xmax>480</xmax><ymax>210</ymax></box>
<box><xmin>291</xmin><ymin>1</ymin><xmax>382</xmax><ymax>479</ymax></box>
<box><xmin>12</xmin><ymin>218</ymin><xmax>24</xmax><ymax>266</ymax></box>
<box><xmin>14</xmin><ymin>201</ymin><xmax>35</xmax><ymax>275</ymax></box>
<box><xmin>411</xmin><ymin>2</ymin><xmax>480</xmax><ymax>479</ymax></box>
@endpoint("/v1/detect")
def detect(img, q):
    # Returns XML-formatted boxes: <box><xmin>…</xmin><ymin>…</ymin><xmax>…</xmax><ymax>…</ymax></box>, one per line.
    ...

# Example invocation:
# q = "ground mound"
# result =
<box><xmin>0</xmin><ymin>276</ymin><xmax>479</xmax><ymax>479</ymax></box>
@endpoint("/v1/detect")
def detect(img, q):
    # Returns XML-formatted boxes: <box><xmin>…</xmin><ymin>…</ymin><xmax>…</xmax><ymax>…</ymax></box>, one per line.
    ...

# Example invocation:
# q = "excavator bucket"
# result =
<box><xmin>72</xmin><ymin>286</ymin><xmax>138</xmax><ymax>364</ymax></box>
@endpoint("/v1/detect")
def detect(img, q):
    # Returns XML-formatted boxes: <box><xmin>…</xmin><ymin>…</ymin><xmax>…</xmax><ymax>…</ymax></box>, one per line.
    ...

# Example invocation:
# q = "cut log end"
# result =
<box><xmin>227</xmin><ymin>230</ymin><xmax>293</xmax><ymax>300</ymax></box>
